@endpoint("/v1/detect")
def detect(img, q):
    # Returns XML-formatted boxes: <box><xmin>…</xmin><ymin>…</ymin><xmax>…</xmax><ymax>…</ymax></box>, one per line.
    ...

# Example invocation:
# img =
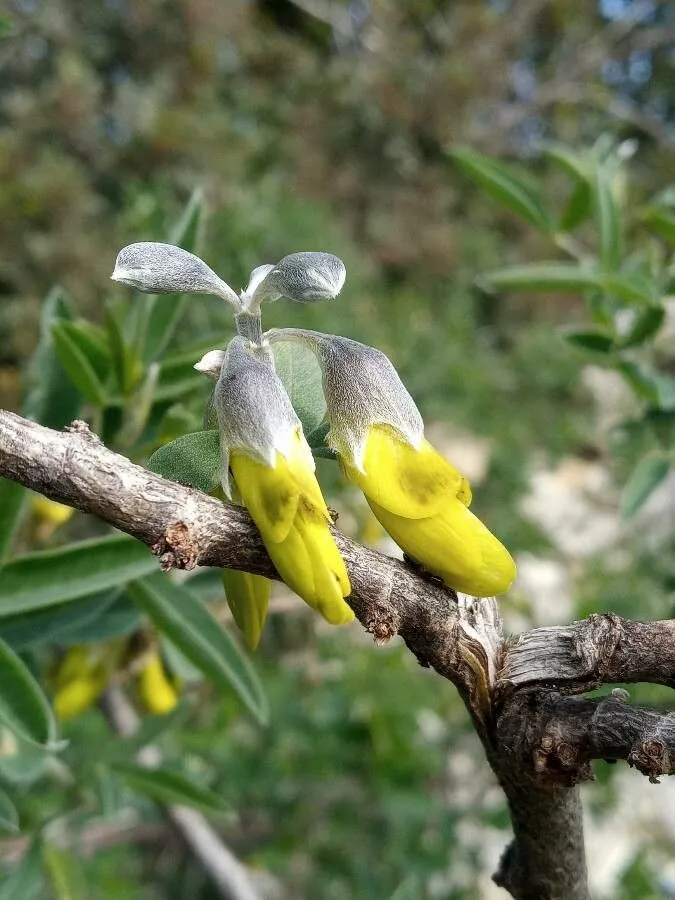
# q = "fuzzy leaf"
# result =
<box><xmin>272</xmin><ymin>340</ymin><xmax>327</xmax><ymax>437</ymax></box>
<box><xmin>147</xmin><ymin>430</ymin><xmax>220</xmax><ymax>493</ymax></box>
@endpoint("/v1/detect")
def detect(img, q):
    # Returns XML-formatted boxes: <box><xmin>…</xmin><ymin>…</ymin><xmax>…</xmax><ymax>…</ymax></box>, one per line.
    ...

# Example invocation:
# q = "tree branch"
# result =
<box><xmin>1</xmin><ymin>407</ymin><xmax>674</xmax><ymax>900</ymax></box>
<box><xmin>501</xmin><ymin>614</ymin><xmax>675</xmax><ymax>693</ymax></box>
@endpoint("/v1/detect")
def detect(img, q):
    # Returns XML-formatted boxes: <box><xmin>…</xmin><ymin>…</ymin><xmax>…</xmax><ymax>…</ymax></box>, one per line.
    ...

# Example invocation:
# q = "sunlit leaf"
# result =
<box><xmin>480</xmin><ymin>262</ymin><xmax>600</xmax><ymax>293</ymax></box>
<box><xmin>129</xmin><ymin>574</ymin><xmax>268</xmax><ymax>725</ymax></box>
<box><xmin>621</xmin><ymin>457</ymin><xmax>670</xmax><ymax>519</ymax></box>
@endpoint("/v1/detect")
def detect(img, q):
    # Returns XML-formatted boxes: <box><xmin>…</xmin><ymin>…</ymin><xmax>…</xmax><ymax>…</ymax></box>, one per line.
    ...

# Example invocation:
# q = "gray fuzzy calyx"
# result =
<box><xmin>250</xmin><ymin>252</ymin><xmax>346</xmax><ymax>307</ymax></box>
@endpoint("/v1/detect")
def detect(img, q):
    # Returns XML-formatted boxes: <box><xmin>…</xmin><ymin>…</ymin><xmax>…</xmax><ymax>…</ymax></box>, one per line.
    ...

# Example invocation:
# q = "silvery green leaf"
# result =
<box><xmin>194</xmin><ymin>348</ymin><xmax>226</xmax><ymax>381</ymax></box>
<box><xmin>241</xmin><ymin>264</ymin><xmax>275</xmax><ymax>305</ymax></box>
<box><xmin>251</xmin><ymin>252</ymin><xmax>346</xmax><ymax>306</ymax></box>
<box><xmin>213</xmin><ymin>337</ymin><xmax>308</xmax><ymax>495</ymax></box>
<box><xmin>265</xmin><ymin>329</ymin><xmax>423</xmax><ymax>471</ymax></box>
<box><xmin>112</xmin><ymin>242</ymin><xmax>240</xmax><ymax>307</ymax></box>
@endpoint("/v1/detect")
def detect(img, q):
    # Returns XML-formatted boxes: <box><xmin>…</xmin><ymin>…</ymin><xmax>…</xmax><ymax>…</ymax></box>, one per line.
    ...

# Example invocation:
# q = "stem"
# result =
<box><xmin>235</xmin><ymin>314</ymin><xmax>274</xmax><ymax>369</ymax></box>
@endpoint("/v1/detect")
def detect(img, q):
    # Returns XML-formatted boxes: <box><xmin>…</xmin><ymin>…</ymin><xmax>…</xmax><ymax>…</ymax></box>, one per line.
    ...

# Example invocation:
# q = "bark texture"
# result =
<box><xmin>1</xmin><ymin>408</ymin><xmax>674</xmax><ymax>900</ymax></box>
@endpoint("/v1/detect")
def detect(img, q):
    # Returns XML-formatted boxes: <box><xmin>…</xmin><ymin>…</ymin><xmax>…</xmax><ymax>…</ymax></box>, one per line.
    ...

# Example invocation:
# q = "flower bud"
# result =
<box><xmin>248</xmin><ymin>252</ymin><xmax>346</xmax><ymax>307</ymax></box>
<box><xmin>112</xmin><ymin>242</ymin><xmax>240</xmax><ymax>307</ymax></box>
<box><xmin>194</xmin><ymin>348</ymin><xmax>226</xmax><ymax>380</ymax></box>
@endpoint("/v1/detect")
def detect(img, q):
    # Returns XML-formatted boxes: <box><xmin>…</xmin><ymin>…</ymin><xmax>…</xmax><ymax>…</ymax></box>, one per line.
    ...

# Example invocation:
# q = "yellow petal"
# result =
<box><xmin>221</xmin><ymin>568</ymin><xmax>271</xmax><ymax>650</ymax></box>
<box><xmin>343</xmin><ymin>424</ymin><xmax>471</xmax><ymax>519</ymax></box>
<box><xmin>54</xmin><ymin>675</ymin><xmax>107</xmax><ymax>721</ymax></box>
<box><xmin>230</xmin><ymin>450</ymin><xmax>300</xmax><ymax>543</ymax></box>
<box><xmin>368</xmin><ymin>497</ymin><xmax>516</xmax><ymax>597</ymax></box>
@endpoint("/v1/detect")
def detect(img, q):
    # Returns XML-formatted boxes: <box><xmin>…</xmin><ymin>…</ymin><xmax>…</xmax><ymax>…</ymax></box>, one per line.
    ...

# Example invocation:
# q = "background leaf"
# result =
<box><xmin>147</xmin><ymin>430</ymin><xmax>220</xmax><ymax>493</ymax></box>
<box><xmin>52</xmin><ymin>322</ymin><xmax>108</xmax><ymax>407</ymax></box>
<box><xmin>0</xmin><ymin>838</ymin><xmax>45</xmax><ymax>900</ymax></box>
<box><xmin>595</xmin><ymin>167</ymin><xmax>622</xmax><ymax>269</ymax></box>
<box><xmin>0</xmin><ymin>479</ymin><xmax>27</xmax><ymax>563</ymax></box>
<box><xmin>22</xmin><ymin>287</ymin><xmax>81</xmax><ymax>428</ymax></box>
<box><xmin>140</xmin><ymin>188</ymin><xmax>205</xmax><ymax>362</ymax></box>
<box><xmin>110</xmin><ymin>762</ymin><xmax>227</xmax><ymax>814</ymax></box>
<box><xmin>0</xmin><ymin>536</ymin><xmax>157</xmax><ymax>617</ymax></box>
<box><xmin>621</xmin><ymin>457</ymin><xmax>670</xmax><ymax>519</ymax></box>
<box><xmin>449</xmin><ymin>147</ymin><xmax>551</xmax><ymax>231</ymax></box>
<box><xmin>129</xmin><ymin>574</ymin><xmax>269</xmax><ymax>725</ymax></box>
<box><xmin>562</xmin><ymin>328</ymin><xmax>614</xmax><ymax>352</ymax></box>
<box><xmin>0</xmin><ymin>786</ymin><xmax>19</xmax><ymax>833</ymax></box>
<box><xmin>0</xmin><ymin>637</ymin><xmax>57</xmax><ymax>746</ymax></box>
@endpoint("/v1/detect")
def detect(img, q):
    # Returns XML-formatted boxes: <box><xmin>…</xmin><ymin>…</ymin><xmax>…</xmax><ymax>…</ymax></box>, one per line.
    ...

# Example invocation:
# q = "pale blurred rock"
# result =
<box><xmin>581</xmin><ymin>365</ymin><xmax>638</xmax><ymax>438</ymax></box>
<box><xmin>511</xmin><ymin>553</ymin><xmax>574</xmax><ymax>625</ymax></box>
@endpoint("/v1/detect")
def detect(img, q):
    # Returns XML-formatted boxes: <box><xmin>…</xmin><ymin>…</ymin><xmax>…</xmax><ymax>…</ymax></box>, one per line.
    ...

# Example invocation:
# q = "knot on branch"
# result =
<box><xmin>628</xmin><ymin>739</ymin><xmax>671</xmax><ymax>784</ymax></box>
<box><xmin>578</xmin><ymin>613</ymin><xmax>624</xmax><ymax>680</ymax></box>
<box><xmin>66</xmin><ymin>419</ymin><xmax>102</xmax><ymax>443</ymax></box>
<box><xmin>152</xmin><ymin>521</ymin><xmax>200</xmax><ymax>571</ymax></box>
<box><xmin>533</xmin><ymin>725</ymin><xmax>594</xmax><ymax>787</ymax></box>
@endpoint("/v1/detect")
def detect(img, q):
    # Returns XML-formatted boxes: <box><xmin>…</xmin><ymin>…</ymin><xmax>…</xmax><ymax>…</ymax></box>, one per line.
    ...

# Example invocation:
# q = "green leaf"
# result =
<box><xmin>105</xmin><ymin>302</ymin><xmax>140</xmax><ymax>395</ymax></box>
<box><xmin>110</xmin><ymin>761</ymin><xmax>227</xmax><ymax>814</ymax></box>
<box><xmin>0</xmin><ymin>729</ymin><xmax>50</xmax><ymax>785</ymax></box>
<box><xmin>480</xmin><ymin>262</ymin><xmax>600</xmax><ymax>293</ymax></box>
<box><xmin>0</xmin><ymin>786</ymin><xmax>19</xmax><ymax>833</ymax></box>
<box><xmin>0</xmin><ymin>838</ymin><xmax>45</xmax><ymax>900</ymax></box>
<box><xmin>621</xmin><ymin>457</ymin><xmax>670</xmax><ymax>519</ymax></box>
<box><xmin>449</xmin><ymin>147</ymin><xmax>551</xmax><ymax>231</ymax></box>
<box><xmin>543</xmin><ymin>143</ymin><xmax>592</xmax><ymax>183</ymax></box>
<box><xmin>141</xmin><ymin>189</ymin><xmax>205</xmax><ymax>362</ymax></box>
<box><xmin>56</xmin><ymin>321</ymin><xmax>112</xmax><ymax>382</ymax></box>
<box><xmin>272</xmin><ymin>340</ymin><xmax>327</xmax><ymax>437</ymax></box>
<box><xmin>57</xmin><ymin>594</ymin><xmax>142</xmax><ymax>645</ymax></box>
<box><xmin>481</xmin><ymin>263</ymin><xmax>655</xmax><ymax>306</ymax></box>
<box><xmin>562</xmin><ymin>328</ymin><xmax>614</xmax><ymax>353</ymax></box>
<box><xmin>104</xmin><ymin>705</ymin><xmax>186</xmax><ymax>761</ymax></box>
<box><xmin>23</xmin><ymin>287</ymin><xmax>81</xmax><ymax>428</ymax></box>
<box><xmin>559</xmin><ymin>180</ymin><xmax>592</xmax><ymax>232</ymax></box>
<box><xmin>147</xmin><ymin>430</ymin><xmax>220</xmax><ymax>493</ymax></box>
<box><xmin>0</xmin><ymin>637</ymin><xmax>57</xmax><ymax>746</ymax></box>
<box><xmin>617</xmin><ymin>361</ymin><xmax>675</xmax><ymax>411</ymax></box>
<box><xmin>617</xmin><ymin>306</ymin><xmax>665</xmax><ymax>349</ymax></box>
<box><xmin>0</xmin><ymin>535</ymin><xmax>157</xmax><ymax>617</ymax></box>
<box><xmin>643</xmin><ymin>207</ymin><xmax>675</xmax><ymax>244</ymax></box>
<box><xmin>0</xmin><ymin>479</ymin><xmax>27</xmax><ymax>563</ymax></box>
<box><xmin>595</xmin><ymin>168</ymin><xmax>621</xmax><ymax>270</ymax></box>
<box><xmin>128</xmin><ymin>573</ymin><xmax>268</xmax><ymax>725</ymax></box>
<box><xmin>0</xmin><ymin>591</ymin><xmax>120</xmax><ymax>651</ymax></box>
<box><xmin>52</xmin><ymin>322</ymin><xmax>108</xmax><ymax>407</ymax></box>
<box><xmin>42</xmin><ymin>843</ymin><xmax>87</xmax><ymax>900</ymax></box>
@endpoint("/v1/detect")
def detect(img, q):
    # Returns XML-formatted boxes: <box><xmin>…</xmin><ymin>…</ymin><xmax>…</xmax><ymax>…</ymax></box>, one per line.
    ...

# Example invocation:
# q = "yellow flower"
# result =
<box><xmin>137</xmin><ymin>652</ymin><xmax>179</xmax><ymax>716</ymax></box>
<box><xmin>229</xmin><ymin>426</ymin><xmax>353</xmax><ymax>625</ymax></box>
<box><xmin>341</xmin><ymin>424</ymin><xmax>515</xmax><ymax>597</ymax></box>
<box><xmin>53</xmin><ymin>646</ymin><xmax>109</xmax><ymax>721</ymax></box>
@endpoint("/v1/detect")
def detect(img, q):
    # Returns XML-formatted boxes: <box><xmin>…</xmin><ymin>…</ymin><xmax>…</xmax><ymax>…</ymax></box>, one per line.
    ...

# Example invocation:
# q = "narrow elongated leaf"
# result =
<box><xmin>559</xmin><ymin>180</ymin><xmax>592</xmax><ymax>232</ymax></box>
<box><xmin>111</xmin><ymin>762</ymin><xmax>227</xmax><ymax>814</ymax></box>
<box><xmin>0</xmin><ymin>535</ymin><xmax>157</xmax><ymax>617</ymax></box>
<box><xmin>543</xmin><ymin>143</ymin><xmax>591</xmax><ymax>182</ymax></box>
<box><xmin>147</xmin><ymin>430</ymin><xmax>220</xmax><ymax>493</ymax></box>
<box><xmin>142</xmin><ymin>189</ymin><xmax>205</xmax><ymax>362</ymax></box>
<box><xmin>621</xmin><ymin>457</ymin><xmax>670</xmax><ymax>519</ymax></box>
<box><xmin>42</xmin><ymin>844</ymin><xmax>87</xmax><ymax>900</ymax></box>
<box><xmin>105</xmin><ymin>706</ymin><xmax>186</xmax><ymax>761</ymax></box>
<box><xmin>0</xmin><ymin>838</ymin><xmax>45</xmax><ymax>900</ymax></box>
<box><xmin>128</xmin><ymin>574</ymin><xmax>268</xmax><ymax>724</ymax></box>
<box><xmin>643</xmin><ymin>207</ymin><xmax>675</xmax><ymax>244</ymax></box>
<box><xmin>617</xmin><ymin>306</ymin><xmax>665</xmax><ymax>349</ymax></box>
<box><xmin>0</xmin><ymin>591</ymin><xmax>119</xmax><ymax>650</ymax></box>
<box><xmin>105</xmin><ymin>302</ymin><xmax>140</xmax><ymax>395</ymax></box>
<box><xmin>272</xmin><ymin>340</ymin><xmax>327</xmax><ymax>436</ymax></box>
<box><xmin>449</xmin><ymin>147</ymin><xmax>551</xmax><ymax>231</ymax></box>
<box><xmin>595</xmin><ymin>168</ymin><xmax>621</xmax><ymax>269</ymax></box>
<box><xmin>0</xmin><ymin>637</ymin><xmax>57</xmax><ymax>746</ymax></box>
<box><xmin>562</xmin><ymin>328</ymin><xmax>614</xmax><ymax>353</ymax></box>
<box><xmin>617</xmin><ymin>361</ymin><xmax>675</xmax><ymax>410</ymax></box>
<box><xmin>0</xmin><ymin>786</ymin><xmax>19</xmax><ymax>833</ymax></box>
<box><xmin>52</xmin><ymin>323</ymin><xmax>108</xmax><ymax>406</ymax></box>
<box><xmin>0</xmin><ymin>479</ymin><xmax>27</xmax><ymax>563</ymax></box>
<box><xmin>480</xmin><ymin>262</ymin><xmax>600</xmax><ymax>293</ymax></box>
<box><xmin>23</xmin><ymin>287</ymin><xmax>81</xmax><ymax>428</ymax></box>
<box><xmin>58</xmin><ymin>594</ymin><xmax>141</xmax><ymax>644</ymax></box>
<box><xmin>56</xmin><ymin>321</ymin><xmax>112</xmax><ymax>381</ymax></box>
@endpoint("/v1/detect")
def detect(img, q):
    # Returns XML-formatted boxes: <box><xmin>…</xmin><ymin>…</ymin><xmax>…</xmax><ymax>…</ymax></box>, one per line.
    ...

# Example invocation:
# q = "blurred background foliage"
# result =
<box><xmin>2</xmin><ymin>0</ymin><xmax>675</xmax><ymax>897</ymax></box>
